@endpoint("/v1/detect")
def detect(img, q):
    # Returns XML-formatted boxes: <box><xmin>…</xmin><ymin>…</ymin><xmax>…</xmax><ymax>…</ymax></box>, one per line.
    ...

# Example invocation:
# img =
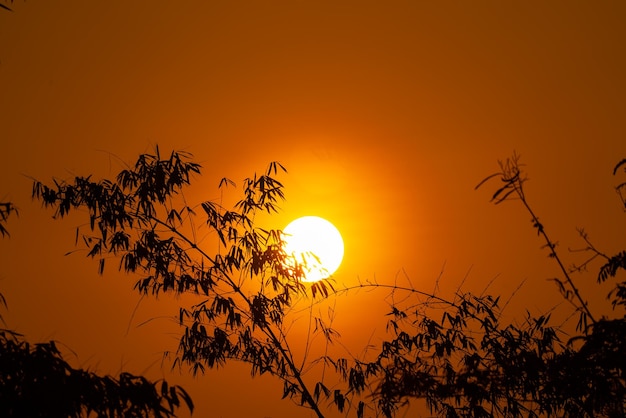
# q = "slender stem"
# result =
<box><xmin>517</xmin><ymin>188</ymin><xmax>596</xmax><ymax>326</ymax></box>
<box><xmin>265</xmin><ymin>322</ymin><xmax>326</xmax><ymax>417</ymax></box>
<box><xmin>299</xmin><ymin>300</ymin><xmax>315</xmax><ymax>371</ymax></box>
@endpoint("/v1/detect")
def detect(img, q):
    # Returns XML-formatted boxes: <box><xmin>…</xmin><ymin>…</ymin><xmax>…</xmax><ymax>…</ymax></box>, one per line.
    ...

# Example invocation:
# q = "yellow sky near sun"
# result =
<box><xmin>1</xmin><ymin>1</ymin><xmax>626</xmax><ymax>417</ymax></box>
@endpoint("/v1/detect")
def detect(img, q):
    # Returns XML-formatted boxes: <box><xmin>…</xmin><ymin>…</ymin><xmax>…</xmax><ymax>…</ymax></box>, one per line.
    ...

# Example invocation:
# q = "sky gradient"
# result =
<box><xmin>1</xmin><ymin>2</ymin><xmax>626</xmax><ymax>417</ymax></box>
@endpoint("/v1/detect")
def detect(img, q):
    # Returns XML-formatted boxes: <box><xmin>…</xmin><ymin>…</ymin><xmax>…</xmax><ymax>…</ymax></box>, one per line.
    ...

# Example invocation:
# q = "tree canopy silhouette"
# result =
<box><xmin>32</xmin><ymin>147</ymin><xmax>337</xmax><ymax>417</ymax></box>
<box><xmin>360</xmin><ymin>154</ymin><xmax>626</xmax><ymax>417</ymax></box>
<box><xmin>30</xmin><ymin>148</ymin><xmax>626</xmax><ymax>417</ymax></box>
<box><xmin>0</xmin><ymin>330</ymin><xmax>193</xmax><ymax>417</ymax></box>
<box><xmin>1</xmin><ymin>197</ymin><xmax>193</xmax><ymax>417</ymax></box>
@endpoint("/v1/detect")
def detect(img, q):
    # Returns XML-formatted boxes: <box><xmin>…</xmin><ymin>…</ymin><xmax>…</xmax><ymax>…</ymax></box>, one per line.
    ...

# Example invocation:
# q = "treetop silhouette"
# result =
<box><xmin>27</xmin><ymin>148</ymin><xmax>626</xmax><ymax>417</ymax></box>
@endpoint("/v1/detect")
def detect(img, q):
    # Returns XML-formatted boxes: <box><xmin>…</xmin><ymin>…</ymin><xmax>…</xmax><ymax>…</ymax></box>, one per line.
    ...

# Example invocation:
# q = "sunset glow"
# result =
<box><xmin>2</xmin><ymin>2</ymin><xmax>626</xmax><ymax>417</ymax></box>
<box><xmin>283</xmin><ymin>216</ymin><xmax>344</xmax><ymax>282</ymax></box>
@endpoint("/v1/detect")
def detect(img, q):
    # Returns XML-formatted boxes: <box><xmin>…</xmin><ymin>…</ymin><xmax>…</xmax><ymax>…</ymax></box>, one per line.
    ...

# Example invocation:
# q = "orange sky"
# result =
<box><xmin>1</xmin><ymin>2</ymin><xmax>626</xmax><ymax>417</ymax></box>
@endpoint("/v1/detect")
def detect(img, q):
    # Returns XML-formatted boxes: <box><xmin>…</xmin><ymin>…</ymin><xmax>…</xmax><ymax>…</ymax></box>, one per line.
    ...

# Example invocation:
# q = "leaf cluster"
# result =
<box><xmin>372</xmin><ymin>293</ymin><xmax>563</xmax><ymax>417</ymax></box>
<box><xmin>311</xmin><ymin>154</ymin><xmax>626</xmax><ymax>417</ymax></box>
<box><xmin>339</xmin><ymin>282</ymin><xmax>625</xmax><ymax>416</ymax></box>
<box><xmin>32</xmin><ymin>148</ymin><xmax>334</xmax><ymax>417</ymax></box>
<box><xmin>0</xmin><ymin>328</ymin><xmax>193</xmax><ymax>417</ymax></box>
<box><xmin>0</xmin><ymin>201</ymin><xmax>18</xmax><ymax>237</ymax></box>
<box><xmin>1</xmin><ymin>194</ymin><xmax>192</xmax><ymax>417</ymax></box>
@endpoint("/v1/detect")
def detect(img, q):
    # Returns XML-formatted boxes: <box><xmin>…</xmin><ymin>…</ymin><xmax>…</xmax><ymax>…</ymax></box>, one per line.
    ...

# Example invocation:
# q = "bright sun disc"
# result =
<box><xmin>283</xmin><ymin>216</ymin><xmax>344</xmax><ymax>282</ymax></box>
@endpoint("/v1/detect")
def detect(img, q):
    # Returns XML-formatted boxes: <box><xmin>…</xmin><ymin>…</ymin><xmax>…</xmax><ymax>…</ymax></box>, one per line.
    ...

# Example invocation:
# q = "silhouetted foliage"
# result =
<box><xmin>353</xmin><ymin>154</ymin><xmax>626</xmax><ymax>417</ymax></box>
<box><xmin>288</xmin><ymin>155</ymin><xmax>622</xmax><ymax>418</ymax></box>
<box><xmin>0</xmin><ymin>199</ymin><xmax>193</xmax><ymax>417</ymax></box>
<box><xmin>31</xmin><ymin>148</ymin><xmax>626</xmax><ymax>417</ymax></box>
<box><xmin>33</xmin><ymin>147</ymin><xmax>334</xmax><ymax>417</ymax></box>
<box><xmin>0</xmin><ymin>201</ymin><xmax>17</xmax><ymax>237</ymax></box>
<box><xmin>0</xmin><ymin>328</ymin><xmax>193</xmax><ymax>417</ymax></box>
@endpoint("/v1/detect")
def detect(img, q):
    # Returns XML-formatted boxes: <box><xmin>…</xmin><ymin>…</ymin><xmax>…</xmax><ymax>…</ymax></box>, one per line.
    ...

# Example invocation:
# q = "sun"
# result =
<box><xmin>283</xmin><ymin>216</ymin><xmax>344</xmax><ymax>282</ymax></box>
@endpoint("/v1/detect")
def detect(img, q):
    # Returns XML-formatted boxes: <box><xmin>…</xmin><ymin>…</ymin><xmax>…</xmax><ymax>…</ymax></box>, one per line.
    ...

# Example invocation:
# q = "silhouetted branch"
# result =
<box><xmin>0</xmin><ymin>202</ymin><xmax>18</xmax><ymax>237</ymax></box>
<box><xmin>477</xmin><ymin>153</ymin><xmax>596</xmax><ymax>331</ymax></box>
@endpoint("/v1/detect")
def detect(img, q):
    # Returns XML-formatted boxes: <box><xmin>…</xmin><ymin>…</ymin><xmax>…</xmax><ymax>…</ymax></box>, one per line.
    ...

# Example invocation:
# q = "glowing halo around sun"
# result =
<box><xmin>282</xmin><ymin>216</ymin><xmax>344</xmax><ymax>283</ymax></box>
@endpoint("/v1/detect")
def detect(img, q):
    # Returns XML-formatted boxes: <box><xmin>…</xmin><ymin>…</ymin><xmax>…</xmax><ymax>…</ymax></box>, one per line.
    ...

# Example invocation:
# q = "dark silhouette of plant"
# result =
<box><xmin>0</xmin><ymin>199</ymin><xmax>193</xmax><ymax>417</ymax></box>
<box><xmin>1</xmin><ymin>0</ymin><xmax>13</xmax><ymax>12</ymax></box>
<box><xmin>337</xmin><ymin>154</ymin><xmax>625</xmax><ymax>417</ymax></box>
<box><xmin>595</xmin><ymin>158</ymin><xmax>626</xmax><ymax>301</ymax></box>
<box><xmin>32</xmin><ymin>147</ymin><xmax>336</xmax><ymax>417</ymax></box>
<box><xmin>0</xmin><ymin>328</ymin><xmax>193</xmax><ymax>417</ymax></box>
<box><xmin>476</xmin><ymin>153</ymin><xmax>596</xmax><ymax>331</ymax></box>
<box><xmin>31</xmin><ymin>148</ymin><xmax>626</xmax><ymax>418</ymax></box>
<box><xmin>0</xmin><ymin>201</ymin><xmax>17</xmax><ymax>237</ymax></box>
<box><xmin>0</xmin><ymin>200</ymin><xmax>16</xmax><ymax>326</ymax></box>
